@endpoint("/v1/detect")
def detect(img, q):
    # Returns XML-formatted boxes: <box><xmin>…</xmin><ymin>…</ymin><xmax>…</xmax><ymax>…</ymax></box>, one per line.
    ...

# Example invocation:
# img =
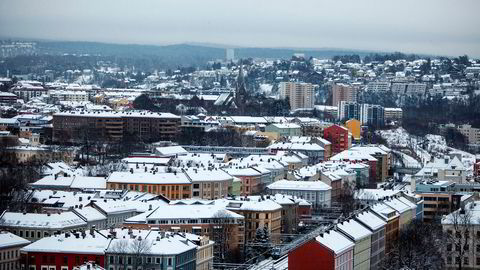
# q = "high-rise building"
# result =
<box><xmin>338</xmin><ymin>101</ymin><xmax>360</xmax><ymax>121</ymax></box>
<box><xmin>226</xmin><ymin>48</ymin><xmax>235</xmax><ymax>62</ymax></box>
<box><xmin>279</xmin><ymin>82</ymin><xmax>315</xmax><ymax>110</ymax></box>
<box><xmin>332</xmin><ymin>84</ymin><xmax>357</xmax><ymax>107</ymax></box>
<box><xmin>360</xmin><ymin>104</ymin><xmax>385</xmax><ymax>127</ymax></box>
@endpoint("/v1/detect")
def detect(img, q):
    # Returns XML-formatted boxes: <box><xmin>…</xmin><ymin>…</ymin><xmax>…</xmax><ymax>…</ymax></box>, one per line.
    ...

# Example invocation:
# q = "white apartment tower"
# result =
<box><xmin>279</xmin><ymin>82</ymin><xmax>315</xmax><ymax>110</ymax></box>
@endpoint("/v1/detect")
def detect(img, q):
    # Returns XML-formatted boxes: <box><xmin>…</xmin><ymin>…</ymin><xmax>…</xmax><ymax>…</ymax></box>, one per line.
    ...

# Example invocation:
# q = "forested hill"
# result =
<box><xmin>34</xmin><ymin>41</ymin><xmax>375</xmax><ymax>64</ymax></box>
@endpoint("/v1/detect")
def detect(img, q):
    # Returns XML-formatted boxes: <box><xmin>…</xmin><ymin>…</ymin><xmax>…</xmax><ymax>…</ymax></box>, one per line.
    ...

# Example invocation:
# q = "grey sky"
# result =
<box><xmin>1</xmin><ymin>0</ymin><xmax>479</xmax><ymax>57</ymax></box>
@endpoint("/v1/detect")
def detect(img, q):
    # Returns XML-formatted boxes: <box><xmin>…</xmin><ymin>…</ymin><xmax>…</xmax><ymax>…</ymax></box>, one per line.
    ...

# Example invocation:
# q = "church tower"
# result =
<box><xmin>235</xmin><ymin>61</ymin><xmax>247</xmax><ymax>114</ymax></box>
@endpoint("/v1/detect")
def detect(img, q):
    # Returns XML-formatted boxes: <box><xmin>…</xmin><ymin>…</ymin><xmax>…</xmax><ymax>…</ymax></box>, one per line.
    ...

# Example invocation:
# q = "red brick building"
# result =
<box><xmin>475</xmin><ymin>155</ymin><xmax>480</xmax><ymax>179</ymax></box>
<box><xmin>323</xmin><ymin>125</ymin><xmax>351</xmax><ymax>155</ymax></box>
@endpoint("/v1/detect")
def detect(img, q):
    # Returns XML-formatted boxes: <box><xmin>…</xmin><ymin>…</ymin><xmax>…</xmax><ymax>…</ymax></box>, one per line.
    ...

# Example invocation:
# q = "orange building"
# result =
<box><xmin>345</xmin><ymin>119</ymin><xmax>361</xmax><ymax>141</ymax></box>
<box><xmin>106</xmin><ymin>171</ymin><xmax>191</xmax><ymax>200</ymax></box>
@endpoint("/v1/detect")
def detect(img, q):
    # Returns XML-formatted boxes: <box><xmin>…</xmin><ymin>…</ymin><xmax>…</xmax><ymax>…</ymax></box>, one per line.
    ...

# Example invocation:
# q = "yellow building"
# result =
<box><xmin>345</xmin><ymin>119</ymin><xmax>361</xmax><ymax>140</ymax></box>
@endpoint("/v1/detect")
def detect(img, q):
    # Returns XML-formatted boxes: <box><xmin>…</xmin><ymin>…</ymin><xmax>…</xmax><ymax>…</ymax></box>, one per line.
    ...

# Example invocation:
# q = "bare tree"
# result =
<box><xmin>381</xmin><ymin>220</ymin><xmax>444</xmax><ymax>269</ymax></box>
<box><xmin>212</xmin><ymin>210</ymin><xmax>240</xmax><ymax>263</ymax></box>
<box><xmin>338</xmin><ymin>180</ymin><xmax>359</xmax><ymax>216</ymax></box>
<box><xmin>109</xmin><ymin>238</ymin><xmax>152</xmax><ymax>270</ymax></box>
<box><xmin>444</xmin><ymin>205</ymin><xmax>479</xmax><ymax>270</ymax></box>
<box><xmin>130</xmin><ymin>237</ymin><xmax>152</xmax><ymax>269</ymax></box>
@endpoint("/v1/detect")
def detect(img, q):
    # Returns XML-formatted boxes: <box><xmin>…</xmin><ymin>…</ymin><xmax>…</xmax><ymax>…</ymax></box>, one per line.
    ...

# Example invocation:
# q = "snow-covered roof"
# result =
<box><xmin>70</xmin><ymin>176</ymin><xmax>107</xmax><ymax>190</ymax></box>
<box><xmin>217</xmin><ymin>198</ymin><xmax>282</xmax><ymax>212</ymax></box>
<box><xmin>331</xmin><ymin>150</ymin><xmax>377</xmax><ymax>162</ymax></box>
<box><xmin>383</xmin><ymin>198</ymin><xmax>411</xmax><ymax>214</ymax></box>
<box><xmin>355</xmin><ymin>211</ymin><xmax>386</xmax><ymax>231</ymax></box>
<box><xmin>315</xmin><ymin>230</ymin><xmax>354</xmax><ymax>254</ymax></box>
<box><xmin>355</xmin><ymin>189</ymin><xmax>401</xmax><ymax>201</ymax></box>
<box><xmin>223</xmin><ymin>167</ymin><xmax>262</xmax><ymax>177</ymax></box>
<box><xmin>30</xmin><ymin>175</ymin><xmax>74</xmax><ymax>188</ymax></box>
<box><xmin>122</xmin><ymin>157</ymin><xmax>171</xmax><ymax>165</ymax></box>
<box><xmin>21</xmin><ymin>230</ymin><xmax>109</xmax><ymax>255</ymax></box>
<box><xmin>184</xmin><ymin>168</ymin><xmax>233</xmax><ymax>182</ymax></box>
<box><xmin>127</xmin><ymin>205</ymin><xmax>244</xmax><ymax>223</ymax></box>
<box><xmin>0</xmin><ymin>231</ymin><xmax>30</xmax><ymax>248</ymax></box>
<box><xmin>73</xmin><ymin>206</ymin><xmax>107</xmax><ymax>222</ymax></box>
<box><xmin>336</xmin><ymin>219</ymin><xmax>372</xmax><ymax>241</ymax></box>
<box><xmin>92</xmin><ymin>200</ymin><xmax>138</xmax><ymax>215</ymax></box>
<box><xmin>0</xmin><ymin>212</ymin><xmax>87</xmax><ymax>229</ymax></box>
<box><xmin>442</xmin><ymin>201</ymin><xmax>480</xmax><ymax>225</ymax></box>
<box><xmin>370</xmin><ymin>203</ymin><xmax>399</xmax><ymax>220</ymax></box>
<box><xmin>267</xmin><ymin>179</ymin><xmax>331</xmax><ymax>191</ymax></box>
<box><xmin>106</xmin><ymin>229</ymin><xmax>197</xmax><ymax>256</ymax></box>
<box><xmin>268</xmin><ymin>123</ymin><xmax>301</xmax><ymax>129</ymax></box>
<box><xmin>155</xmin><ymin>146</ymin><xmax>188</xmax><ymax>157</ymax></box>
<box><xmin>54</xmin><ymin>110</ymin><xmax>180</xmax><ymax>119</ymax></box>
<box><xmin>267</xmin><ymin>142</ymin><xmax>324</xmax><ymax>151</ymax></box>
<box><xmin>351</xmin><ymin>146</ymin><xmax>388</xmax><ymax>155</ymax></box>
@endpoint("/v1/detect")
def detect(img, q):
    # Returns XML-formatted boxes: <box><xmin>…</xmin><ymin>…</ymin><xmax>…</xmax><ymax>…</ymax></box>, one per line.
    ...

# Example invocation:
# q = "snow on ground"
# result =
<box><xmin>259</xmin><ymin>83</ymin><xmax>273</xmax><ymax>95</ymax></box>
<box><xmin>392</xmin><ymin>150</ymin><xmax>421</xmax><ymax>168</ymax></box>
<box><xmin>378</xmin><ymin>127</ymin><xmax>475</xmax><ymax>174</ymax></box>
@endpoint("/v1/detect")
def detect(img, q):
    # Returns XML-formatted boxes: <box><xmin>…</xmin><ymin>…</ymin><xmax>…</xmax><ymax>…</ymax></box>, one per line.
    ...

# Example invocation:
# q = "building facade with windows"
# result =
<box><xmin>0</xmin><ymin>231</ymin><xmax>30</xmax><ymax>270</ymax></box>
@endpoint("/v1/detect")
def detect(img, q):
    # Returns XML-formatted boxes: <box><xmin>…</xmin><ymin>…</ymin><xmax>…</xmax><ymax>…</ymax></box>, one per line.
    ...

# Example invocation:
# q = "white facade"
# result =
<box><xmin>267</xmin><ymin>179</ymin><xmax>331</xmax><ymax>207</ymax></box>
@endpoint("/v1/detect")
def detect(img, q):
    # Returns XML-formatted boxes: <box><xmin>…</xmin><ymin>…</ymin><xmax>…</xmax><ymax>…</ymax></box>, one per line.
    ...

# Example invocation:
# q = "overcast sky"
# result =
<box><xmin>1</xmin><ymin>0</ymin><xmax>479</xmax><ymax>57</ymax></box>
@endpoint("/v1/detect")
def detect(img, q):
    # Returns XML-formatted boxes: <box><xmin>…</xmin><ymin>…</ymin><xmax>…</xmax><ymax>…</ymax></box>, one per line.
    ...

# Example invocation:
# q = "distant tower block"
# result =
<box><xmin>226</xmin><ymin>48</ymin><xmax>235</xmax><ymax>61</ymax></box>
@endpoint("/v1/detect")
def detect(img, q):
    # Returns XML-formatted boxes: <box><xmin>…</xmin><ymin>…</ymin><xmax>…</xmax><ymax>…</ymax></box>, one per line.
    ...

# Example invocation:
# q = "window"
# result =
<box><xmin>476</xmin><ymin>257</ymin><xmax>480</xmax><ymax>266</ymax></box>
<box><xmin>465</xmin><ymin>257</ymin><xmax>469</xmax><ymax>265</ymax></box>
<box><xmin>167</xmin><ymin>258</ymin><xmax>172</xmax><ymax>266</ymax></box>
<box><xmin>447</xmin><ymin>244</ymin><xmax>452</xmax><ymax>251</ymax></box>
<box><xmin>63</xmin><ymin>256</ymin><xmax>68</xmax><ymax>265</ymax></box>
<box><xmin>155</xmin><ymin>258</ymin><xmax>161</xmax><ymax>264</ymax></box>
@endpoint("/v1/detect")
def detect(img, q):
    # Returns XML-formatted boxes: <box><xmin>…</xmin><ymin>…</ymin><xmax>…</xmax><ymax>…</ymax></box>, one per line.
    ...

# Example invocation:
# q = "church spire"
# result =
<box><xmin>235</xmin><ymin>59</ymin><xmax>247</xmax><ymax>114</ymax></box>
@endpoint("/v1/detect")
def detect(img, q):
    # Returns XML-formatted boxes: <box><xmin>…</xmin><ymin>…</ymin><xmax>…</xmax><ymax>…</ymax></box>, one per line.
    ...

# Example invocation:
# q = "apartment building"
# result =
<box><xmin>124</xmin><ymin>204</ymin><xmax>245</xmax><ymax>253</ymax></box>
<box><xmin>289</xmin><ymin>230</ymin><xmax>354</xmax><ymax>270</ymax></box>
<box><xmin>338</xmin><ymin>101</ymin><xmax>360</xmax><ymax>121</ymax></box>
<box><xmin>49</xmin><ymin>90</ymin><xmax>88</xmax><ymax>102</ymax></box>
<box><xmin>332</xmin><ymin>84</ymin><xmax>357</xmax><ymax>107</ymax></box>
<box><xmin>336</xmin><ymin>219</ymin><xmax>372</xmax><ymax>270</ymax></box>
<box><xmin>106</xmin><ymin>171</ymin><xmax>192</xmax><ymax>200</ymax></box>
<box><xmin>369</xmin><ymin>203</ymin><xmax>399</xmax><ymax>253</ymax></box>
<box><xmin>366</xmin><ymin>81</ymin><xmax>391</xmax><ymax>92</ymax></box>
<box><xmin>267</xmin><ymin>179</ymin><xmax>332</xmax><ymax>208</ymax></box>
<box><xmin>0</xmin><ymin>231</ymin><xmax>30</xmax><ymax>270</ymax></box>
<box><xmin>384</xmin><ymin>108</ymin><xmax>403</xmax><ymax>123</ymax></box>
<box><xmin>391</xmin><ymin>83</ymin><xmax>426</xmax><ymax>96</ymax></box>
<box><xmin>457</xmin><ymin>124</ymin><xmax>480</xmax><ymax>146</ymax></box>
<box><xmin>185</xmin><ymin>168</ymin><xmax>233</xmax><ymax>200</ymax></box>
<box><xmin>279</xmin><ymin>82</ymin><xmax>315</xmax><ymax>110</ymax></box>
<box><xmin>0</xmin><ymin>212</ymin><xmax>87</xmax><ymax>242</ymax></box>
<box><xmin>359</xmin><ymin>104</ymin><xmax>385</xmax><ymax>127</ymax></box>
<box><xmin>355</xmin><ymin>211</ymin><xmax>386</xmax><ymax>270</ymax></box>
<box><xmin>441</xmin><ymin>202</ymin><xmax>480</xmax><ymax>270</ymax></box>
<box><xmin>53</xmin><ymin>111</ymin><xmax>180</xmax><ymax>142</ymax></box>
<box><xmin>221</xmin><ymin>198</ymin><xmax>282</xmax><ymax>244</ymax></box>
<box><xmin>323</xmin><ymin>124</ymin><xmax>352</xmax><ymax>155</ymax></box>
